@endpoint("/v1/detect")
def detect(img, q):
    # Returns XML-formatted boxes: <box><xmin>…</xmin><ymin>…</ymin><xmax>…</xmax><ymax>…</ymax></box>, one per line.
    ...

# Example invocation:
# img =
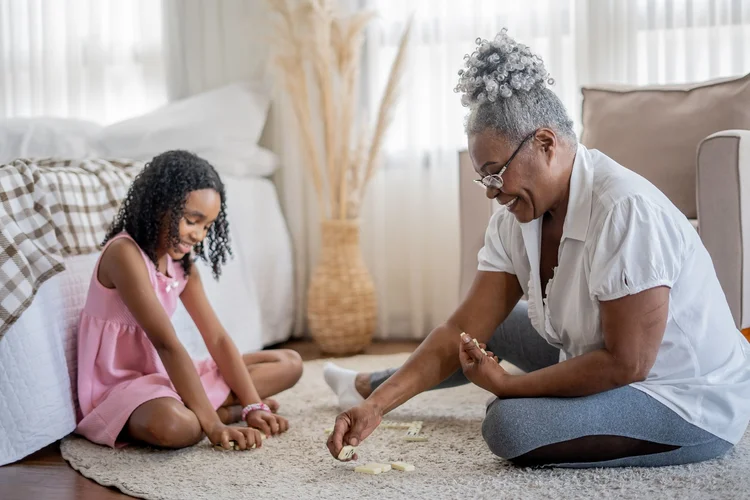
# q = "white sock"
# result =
<box><xmin>323</xmin><ymin>362</ymin><xmax>365</xmax><ymax>410</ymax></box>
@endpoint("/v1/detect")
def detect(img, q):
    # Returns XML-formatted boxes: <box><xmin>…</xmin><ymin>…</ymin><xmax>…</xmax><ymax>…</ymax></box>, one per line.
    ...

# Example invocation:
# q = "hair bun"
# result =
<box><xmin>454</xmin><ymin>28</ymin><xmax>555</xmax><ymax>107</ymax></box>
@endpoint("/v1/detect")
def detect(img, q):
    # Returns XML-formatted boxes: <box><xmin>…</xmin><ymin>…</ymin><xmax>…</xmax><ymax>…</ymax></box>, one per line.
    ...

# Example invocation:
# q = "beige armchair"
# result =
<box><xmin>458</xmin><ymin>129</ymin><xmax>750</xmax><ymax>331</ymax></box>
<box><xmin>697</xmin><ymin>130</ymin><xmax>750</xmax><ymax>330</ymax></box>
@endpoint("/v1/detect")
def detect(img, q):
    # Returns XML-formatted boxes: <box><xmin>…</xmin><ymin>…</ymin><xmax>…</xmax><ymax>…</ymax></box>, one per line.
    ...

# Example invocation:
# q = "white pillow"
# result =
<box><xmin>0</xmin><ymin>117</ymin><xmax>102</xmax><ymax>164</ymax></box>
<box><xmin>203</xmin><ymin>145</ymin><xmax>279</xmax><ymax>178</ymax></box>
<box><xmin>96</xmin><ymin>82</ymin><xmax>278</xmax><ymax>177</ymax></box>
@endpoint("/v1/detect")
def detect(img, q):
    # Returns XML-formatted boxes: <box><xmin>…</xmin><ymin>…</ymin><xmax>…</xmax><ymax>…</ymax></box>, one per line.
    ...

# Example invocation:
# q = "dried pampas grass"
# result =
<box><xmin>267</xmin><ymin>0</ymin><xmax>411</xmax><ymax>220</ymax></box>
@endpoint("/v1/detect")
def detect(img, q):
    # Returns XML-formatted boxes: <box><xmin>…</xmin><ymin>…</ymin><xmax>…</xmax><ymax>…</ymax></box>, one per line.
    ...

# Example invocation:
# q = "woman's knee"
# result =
<box><xmin>482</xmin><ymin>399</ymin><xmax>529</xmax><ymax>459</ymax></box>
<box><xmin>132</xmin><ymin>401</ymin><xmax>203</xmax><ymax>449</ymax></box>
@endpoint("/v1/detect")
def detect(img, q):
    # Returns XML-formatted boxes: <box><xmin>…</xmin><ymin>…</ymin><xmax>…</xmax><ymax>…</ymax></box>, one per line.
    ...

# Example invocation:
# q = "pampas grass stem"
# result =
<box><xmin>267</xmin><ymin>0</ymin><xmax>410</xmax><ymax>221</ymax></box>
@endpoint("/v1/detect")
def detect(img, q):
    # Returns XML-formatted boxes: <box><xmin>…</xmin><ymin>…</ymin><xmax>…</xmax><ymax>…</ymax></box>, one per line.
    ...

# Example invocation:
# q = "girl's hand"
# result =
<box><xmin>459</xmin><ymin>332</ymin><xmax>509</xmax><ymax>393</ymax></box>
<box><xmin>245</xmin><ymin>410</ymin><xmax>289</xmax><ymax>437</ymax></box>
<box><xmin>207</xmin><ymin>421</ymin><xmax>264</xmax><ymax>450</ymax></box>
<box><xmin>263</xmin><ymin>398</ymin><xmax>280</xmax><ymax>413</ymax></box>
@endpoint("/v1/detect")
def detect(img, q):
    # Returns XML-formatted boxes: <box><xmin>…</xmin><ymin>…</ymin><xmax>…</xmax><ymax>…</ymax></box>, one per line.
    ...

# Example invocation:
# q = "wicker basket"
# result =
<box><xmin>306</xmin><ymin>219</ymin><xmax>377</xmax><ymax>355</ymax></box>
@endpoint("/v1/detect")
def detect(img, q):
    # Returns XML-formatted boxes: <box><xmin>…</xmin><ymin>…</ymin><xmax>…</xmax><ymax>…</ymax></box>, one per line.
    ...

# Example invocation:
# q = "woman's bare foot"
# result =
<box><xmin>354</xmin><ymin>374</ymin><xmax>373</xmax><ymax>399</ymax></box>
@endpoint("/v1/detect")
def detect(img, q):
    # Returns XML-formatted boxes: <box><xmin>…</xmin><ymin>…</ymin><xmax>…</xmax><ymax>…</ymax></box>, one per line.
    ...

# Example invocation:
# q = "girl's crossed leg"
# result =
<box><xmin>124</xmin><ymin>349</ymin><xmax>303</xmax><ymax>449</ymax></box>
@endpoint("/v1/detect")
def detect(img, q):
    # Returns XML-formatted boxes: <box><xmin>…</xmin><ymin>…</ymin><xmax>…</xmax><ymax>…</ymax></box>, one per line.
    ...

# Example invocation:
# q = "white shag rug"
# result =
<box><xmin>61</xmin><ymin>353</ymin><xmax>750</xmax><ymax>500</ymax></box>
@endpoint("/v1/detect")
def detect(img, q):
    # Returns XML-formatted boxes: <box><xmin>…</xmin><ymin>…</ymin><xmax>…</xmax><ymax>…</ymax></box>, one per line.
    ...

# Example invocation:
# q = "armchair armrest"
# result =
<box><xmin>696</xmin><ymin>129</ymin><xmax>750</xmax><ymax>329</ymax></box>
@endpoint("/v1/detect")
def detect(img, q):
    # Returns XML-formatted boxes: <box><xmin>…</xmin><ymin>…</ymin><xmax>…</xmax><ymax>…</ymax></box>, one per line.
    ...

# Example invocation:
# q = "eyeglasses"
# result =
<box><xmin>473</xmin><ymin>131</ymin><xmax>537</xmax><ymax>191</ymax></box>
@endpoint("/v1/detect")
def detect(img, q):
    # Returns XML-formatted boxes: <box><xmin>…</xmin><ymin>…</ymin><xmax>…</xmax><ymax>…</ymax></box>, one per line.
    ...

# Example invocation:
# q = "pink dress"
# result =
<box><xmin>76</xmin><ymin>232</ymin><xmax>231</xmax><ymax>447</ymax></box>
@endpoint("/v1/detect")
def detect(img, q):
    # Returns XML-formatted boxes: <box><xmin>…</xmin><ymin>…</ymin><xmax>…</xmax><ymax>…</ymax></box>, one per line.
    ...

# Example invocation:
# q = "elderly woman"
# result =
<box><xmin>324</xmin><ymin>30</ymin><xmax>750</xmax><ymax>468</ymax></box>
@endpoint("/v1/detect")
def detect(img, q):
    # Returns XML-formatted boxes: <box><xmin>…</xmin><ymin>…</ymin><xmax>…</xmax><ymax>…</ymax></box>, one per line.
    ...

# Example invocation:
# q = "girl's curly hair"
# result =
<box><xmin>103</xmin><ymin>150</ymin><xmax>231</xmax><ymax>279</ymax></box>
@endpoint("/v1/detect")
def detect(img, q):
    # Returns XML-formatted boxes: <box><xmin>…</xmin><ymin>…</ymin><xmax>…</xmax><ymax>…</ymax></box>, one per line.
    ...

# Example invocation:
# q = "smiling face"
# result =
<box><xmin>468</xmin><ymin>128</ymin><xmax>562</xmax><ymax>223</ymax></box>
<box><xmin>160</xmin><ymin>188</ymin><xmax>221</xmax><ymax>261</ymax></box>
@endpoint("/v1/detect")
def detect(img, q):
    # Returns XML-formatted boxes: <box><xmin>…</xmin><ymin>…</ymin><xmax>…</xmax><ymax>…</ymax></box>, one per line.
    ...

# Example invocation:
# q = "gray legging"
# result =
<box><xmin>369</xmin><ymin>302</ymin><xmax>733</xmax><ymax>468</ymax></box>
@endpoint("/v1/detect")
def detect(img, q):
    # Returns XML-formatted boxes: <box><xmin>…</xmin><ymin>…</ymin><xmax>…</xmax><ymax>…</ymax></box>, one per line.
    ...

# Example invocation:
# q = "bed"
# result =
<box><xmin>0</xmin><ymin>84</ymin><xmax>296</xmax><ymax>465</ymax></box>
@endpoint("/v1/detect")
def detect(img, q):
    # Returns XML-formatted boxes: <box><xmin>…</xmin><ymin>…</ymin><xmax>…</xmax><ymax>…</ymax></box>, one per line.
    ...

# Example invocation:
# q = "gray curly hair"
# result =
<box><xmin>454</xmin><ymin>29</ymin><xmax>576</xmax><ymax>148</ymax></box>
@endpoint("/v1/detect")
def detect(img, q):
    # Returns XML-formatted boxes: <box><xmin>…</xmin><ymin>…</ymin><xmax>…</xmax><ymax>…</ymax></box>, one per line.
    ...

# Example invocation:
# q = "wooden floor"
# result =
<box><xmin>0</xmin><ymin>340</ymin><xmax>419</xmax><ymax>500</ymax></box>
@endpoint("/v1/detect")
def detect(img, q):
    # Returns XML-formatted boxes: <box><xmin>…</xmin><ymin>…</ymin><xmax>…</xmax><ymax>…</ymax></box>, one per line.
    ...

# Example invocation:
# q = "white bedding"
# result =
<box><xmin>0</xmin><ymin>175</ymin><xmax>294</xmax><ymax>466</ymax></box>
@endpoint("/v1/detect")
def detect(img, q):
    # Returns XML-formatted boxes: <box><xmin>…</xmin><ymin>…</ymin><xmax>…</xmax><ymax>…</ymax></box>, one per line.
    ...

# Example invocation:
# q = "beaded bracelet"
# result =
<box><xmin>241</xmin><ymin>402</ymin><xmax>271</xmax><ymax>420</ymax></box>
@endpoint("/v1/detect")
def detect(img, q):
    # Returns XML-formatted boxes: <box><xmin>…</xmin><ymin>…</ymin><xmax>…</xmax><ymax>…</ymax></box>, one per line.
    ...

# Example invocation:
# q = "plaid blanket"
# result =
<box><xmin>0</xmin><ymin>158</ymin><xmax>143</xmax><ymax>341</ymax></box>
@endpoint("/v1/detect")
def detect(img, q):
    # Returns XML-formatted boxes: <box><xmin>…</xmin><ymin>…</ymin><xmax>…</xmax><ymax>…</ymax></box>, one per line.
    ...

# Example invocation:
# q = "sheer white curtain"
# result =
<box><xmin>0</xmin><ymin>0</ymin><xmax>166</xmax><ymax>124</ymax></box>
<box><xmin>162</xmin><ymin>0</ymin><xmax>273</xmax><ymax>101</ymax></box>
<box><xmin>586</xmin><ymin>0</ymin><xmax>750</xmax><ymax>87</ymax></box>
<box><xmin>361</xmin><ymin>0</ymin><xmax>750</xmax><ymax>339</ymax></box>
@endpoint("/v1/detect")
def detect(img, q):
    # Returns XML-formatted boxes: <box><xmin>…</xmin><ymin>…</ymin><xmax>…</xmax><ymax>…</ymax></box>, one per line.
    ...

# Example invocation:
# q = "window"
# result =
<box><xmin>0</xmin><ymin>0</ymin><xmax>167</xmax><ymax>124</ymax></box>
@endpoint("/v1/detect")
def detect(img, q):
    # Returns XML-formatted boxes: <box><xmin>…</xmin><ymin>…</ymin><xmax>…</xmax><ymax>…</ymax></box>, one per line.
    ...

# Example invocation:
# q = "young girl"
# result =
<box><xmin>76</xmin><ymin>150</ymin><xmax>302</xmax><ymax>451</ymax></box>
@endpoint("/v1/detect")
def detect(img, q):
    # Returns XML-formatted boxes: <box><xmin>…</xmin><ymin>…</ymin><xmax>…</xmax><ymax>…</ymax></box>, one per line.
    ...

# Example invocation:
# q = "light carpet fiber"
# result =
<box><xmin>61</xmin><ymin>353</ymin><xmax>750</xmax><ymax>500</ymax></box>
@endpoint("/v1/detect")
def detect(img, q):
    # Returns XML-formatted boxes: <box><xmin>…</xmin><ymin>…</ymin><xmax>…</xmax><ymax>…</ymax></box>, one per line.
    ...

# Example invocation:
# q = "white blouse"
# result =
<box><xmin>477</xmin><ymin>143</ymin><xmax>750</xmax><ymax>444</ymax></box>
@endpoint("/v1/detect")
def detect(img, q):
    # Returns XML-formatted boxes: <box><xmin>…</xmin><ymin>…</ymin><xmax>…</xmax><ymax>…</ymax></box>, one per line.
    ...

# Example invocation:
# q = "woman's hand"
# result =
<box><xmin>459</xmin><ymin>332</ymin><xmax>509</xmax><ymax>393</ymax></box>
<box><xmin>245</xmin><ymin>410</ymin><xmax>289</xmax><ymax>437</ymax></box>
<box><xmin>327</xmin><ymin>402</ymin><xmax>383</xmax><ymax>461</ymax></box>
<box><xmin>207</xmin><ymin>421</ymin><xmax>264</xmax><ymax>450</ymax></box>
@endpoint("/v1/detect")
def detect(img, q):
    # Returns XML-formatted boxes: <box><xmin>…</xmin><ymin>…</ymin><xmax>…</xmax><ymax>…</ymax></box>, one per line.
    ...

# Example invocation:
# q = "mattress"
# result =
<box><xmin>0</xmin><ymin>175</ymin><xmax>294</xmax><ymax>465</ymax></box>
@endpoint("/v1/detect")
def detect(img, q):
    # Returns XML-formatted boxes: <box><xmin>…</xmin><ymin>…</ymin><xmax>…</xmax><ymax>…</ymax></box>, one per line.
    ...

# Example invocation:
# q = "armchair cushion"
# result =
<box><xmin>580</xmin><ymin>73</ymin><xmax>750</xmax><ymax>219</ymax></box>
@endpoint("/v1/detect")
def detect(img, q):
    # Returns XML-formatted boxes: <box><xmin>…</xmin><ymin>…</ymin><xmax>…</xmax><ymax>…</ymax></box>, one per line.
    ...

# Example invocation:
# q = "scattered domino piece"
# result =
<box><xmin>355</xmin><ymin>461</ymin><xmax>415</xmax><ymax>473</ymax></box>
<box><xmin>363</xmin><ymin>462</ymin><xmax>391</xmax><ymax>473</ymax></box>
<box><xmin>405</xmin><ymin>420</ymin><xmax>423</xmax><ymax>438</ymax></box>
<box><xmin>354</xmin><ymin>464</ymin><xmax>382</xmax><ymax>475</ymax></box>
<box><xmin>382</xmin><ymin>420</ymin><xmax>423</xmax><ymax>431</ymax></box>
<box><xmin>338</xmin><ymin>445</ymin><xmax>357</xmax><ymax>460</ymax></box>
<box><xmin>404</xmin><ymin>436</ymin><xmax>428</xmax><ymax>442</ymax></box>
<box><xmin>381</xmin><ymin>420</ymin><xmax>413</xmax><ymax>429</ymax></box>
<box><xmin>324</xmin><ymin>427</ymin><xmax>333</xmax><ymax>434</ymax></box>
<box><xmin>391</xmin><ymin>462</ymin><xmax>415</xmax><ymax>472</ymax></box>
